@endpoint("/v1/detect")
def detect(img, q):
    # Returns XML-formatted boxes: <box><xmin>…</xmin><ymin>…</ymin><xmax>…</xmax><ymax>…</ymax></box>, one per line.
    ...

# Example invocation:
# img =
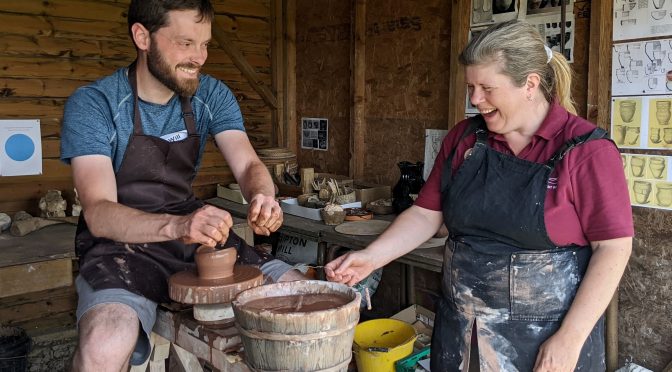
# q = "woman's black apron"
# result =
<box><xmin>431</xmin><ymin>116</ymin><xmax>608</xmax><ymax>371</ymax></box>
<box><xmin>74</xmin><ymin>63</ymin><xmax>272</xmax><ymax>304</ymax></box>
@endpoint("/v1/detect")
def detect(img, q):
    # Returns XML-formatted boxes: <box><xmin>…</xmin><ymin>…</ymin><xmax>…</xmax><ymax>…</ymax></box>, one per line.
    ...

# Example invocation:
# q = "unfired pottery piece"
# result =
<box><xmin>195</xmin><ymin>245</ymin><xmax>236</xmax><ymax>279</ymax></box>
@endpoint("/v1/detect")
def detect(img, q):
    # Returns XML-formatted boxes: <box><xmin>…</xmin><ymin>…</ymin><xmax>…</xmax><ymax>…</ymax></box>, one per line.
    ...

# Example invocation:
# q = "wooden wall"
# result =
<box><xmin>0</xmin><ymin>0</ymin><xmax>274</xmax><ymax>216</ymax></box>
<box><xmin>295</xmin><ymin>0</ymin><xmax>352</xmax><ymax>176</ymax></box>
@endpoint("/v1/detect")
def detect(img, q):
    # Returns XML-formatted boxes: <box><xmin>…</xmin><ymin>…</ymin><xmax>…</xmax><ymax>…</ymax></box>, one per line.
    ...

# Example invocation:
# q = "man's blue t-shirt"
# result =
<box><xmin>60</xmin><ymin>67</ymin><xmax>245</xmax><ymax>171</ymax></box>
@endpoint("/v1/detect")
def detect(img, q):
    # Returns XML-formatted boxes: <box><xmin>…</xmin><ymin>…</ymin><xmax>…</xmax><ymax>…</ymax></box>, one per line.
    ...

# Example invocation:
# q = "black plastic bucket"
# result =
<box><xmin>0</xmin><ymin>326</ymin><xmax>31</xmax><ymax>372</ymax></box>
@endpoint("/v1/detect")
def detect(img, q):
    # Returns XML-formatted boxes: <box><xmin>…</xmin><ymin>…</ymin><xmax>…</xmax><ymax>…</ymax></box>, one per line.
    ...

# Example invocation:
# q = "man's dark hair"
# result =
<box><xmin>128</xmin><ymin>0</ymin><xmax>215</xmax><ymax>39</ymax></box>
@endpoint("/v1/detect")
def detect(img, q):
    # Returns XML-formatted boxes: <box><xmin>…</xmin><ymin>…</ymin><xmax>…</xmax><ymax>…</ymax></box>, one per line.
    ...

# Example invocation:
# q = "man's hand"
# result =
<box><xmin>175</xmin><ymin>205</ymin><xmax>233</xmax><ymax>247</ymax></box>
<box><xmin>247</xmin><ymin>194</ymin><xmax>283</xmax><ymax>236</ymax></box>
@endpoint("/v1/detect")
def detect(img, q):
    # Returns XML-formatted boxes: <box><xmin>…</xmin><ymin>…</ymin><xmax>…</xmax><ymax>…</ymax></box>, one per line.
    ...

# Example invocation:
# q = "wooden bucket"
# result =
<box><xmin>232</xmin><ymin>280</ymin><xmax>361</xmax><ymax>372</ymax></box>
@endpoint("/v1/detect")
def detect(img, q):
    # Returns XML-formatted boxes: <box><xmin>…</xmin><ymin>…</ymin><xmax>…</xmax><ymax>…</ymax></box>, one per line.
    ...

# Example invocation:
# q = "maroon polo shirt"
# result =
<box><xmin>416</xmin><ymin>102</ymin><xmax>634</xmax><ymax>247</ymax></box>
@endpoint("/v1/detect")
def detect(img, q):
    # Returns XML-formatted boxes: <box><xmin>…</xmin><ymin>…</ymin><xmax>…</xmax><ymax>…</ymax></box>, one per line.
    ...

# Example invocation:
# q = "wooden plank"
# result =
<box><xmin>0</xmin><ymin>224</ymin><xmax>76</xmax><ymax>267</ymax></box>
<box><xmin>0</xmin><ymin>258</ymin><xmax>73</xmax><ymax>298</ymax></box>
<box><xmin>211</xmin><ymin>19</ymin><xmax>278</xmax><ymax>109</ymax></box>
<box><xmin>213</xmin><ymin>0</ymin><xmax>271</xmax><ymax>18</ymax></box>
<box><xmin>0</xmin><ymin>0</ymin><xmax>128</xmax><ymax>23</ymax></box>
<box><xmin>0</xmin><ymin>56</ymin><xmax>125</xmax><ymax>79</ymax></box>
<box><xmin>447</xmin><ymin>0</ymin><xmax>471</xmax><ymax>128</ymax></box>
<box><xmin>271</xmin><ymin>0</ymin><xmax>285</xmax><ymax>146</ymax></box>
<box><xmin>0</xmin><ymin>159</ymin><xmax>72</xmax><ymax>183</ymax></box>
<box><xmin>0</xmin><ymin>35</ymin><xmax>135</xmax><ymax>60</ymax></box>
<box><xmin>586</xmin><ymin>0</ymin><xmax>613</xmax><ymax>130</ymax></box>
<box><xmin>0</xmin><ymin>98</ymin><xmax>65</xmax><ymax>119</ymax></box>
<box><xmin>0</xmin><ymin>285</ymin><xmax>76</xmax><ymax>325</ymax></box>
<box><xmin>0</xmin><ymin>179</ymin><xmax>74</xmax><ymax>204</ymax></box>
<box><xmin>350</xmin><ymin>0</ymin><xmax>366</xmax><ymax>180</ymax></box>
<box><xmin>0</xmin><ymin>77</ymin><xmax>87</xmax><ymax>99</ymax></box>
<box><xmin>284</xmin><ymin>0</ymin><xmax>297</xmax><ymax>152</ymax></box>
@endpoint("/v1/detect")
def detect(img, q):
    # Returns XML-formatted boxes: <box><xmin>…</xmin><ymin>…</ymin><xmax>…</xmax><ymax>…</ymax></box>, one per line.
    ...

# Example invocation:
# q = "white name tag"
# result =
<box><xmin>160</xmin><ymin>130</ymin><xmax>188</xmax><ymax>142</ymax></box>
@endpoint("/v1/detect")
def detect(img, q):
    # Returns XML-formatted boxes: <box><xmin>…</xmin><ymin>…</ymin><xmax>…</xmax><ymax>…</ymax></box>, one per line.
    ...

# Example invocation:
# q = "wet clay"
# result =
<box><xmin>195</xmin><ymin>245</ymin><xmax>236</xmax><ymax>280</ymax></box>
<box><xmin>169</xmin><ymin>265</ymin><xmax>263</xmax><ymax>304</ymax></box>
<box><xmin>243</xmin><ymin>293</ymin><xmax>351</xmax><ymax>314</ymax></box>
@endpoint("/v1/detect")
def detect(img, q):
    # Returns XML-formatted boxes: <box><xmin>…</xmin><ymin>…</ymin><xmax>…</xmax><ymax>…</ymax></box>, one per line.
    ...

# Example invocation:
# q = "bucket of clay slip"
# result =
<box><xmin>353</xmin><ymin>318</ymin><xmax>417</xmax><ymax>372</ymax></box>
<box><xmin>232</xmin><ymin>280</ymin><xmax>361</xmax><ymax>372</ymax></box>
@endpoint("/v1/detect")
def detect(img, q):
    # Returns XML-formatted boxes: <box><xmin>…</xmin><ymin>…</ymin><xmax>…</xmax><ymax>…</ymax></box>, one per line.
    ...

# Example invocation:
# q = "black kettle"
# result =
<box><xmin>392</xmin><ymin>161</ymin><xmax>425</xmax><ymax>214</ymax></box>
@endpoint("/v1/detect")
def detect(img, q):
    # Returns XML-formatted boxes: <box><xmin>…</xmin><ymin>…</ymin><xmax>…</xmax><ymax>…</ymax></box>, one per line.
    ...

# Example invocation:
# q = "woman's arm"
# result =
<box><xmin>534</xmin><ymin>237</ymin><xmax>632</xmax><ymax>371</ymax></box>
<box><xmin>325</xmin><ymin>205</ymin><xmax>443</xmax><ymax>286</ymax></box>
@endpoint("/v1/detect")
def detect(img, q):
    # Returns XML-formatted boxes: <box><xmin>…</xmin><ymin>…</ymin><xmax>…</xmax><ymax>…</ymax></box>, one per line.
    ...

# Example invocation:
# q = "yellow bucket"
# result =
<box><xmin>353</xmin><ymin>318</ymin><xmax>417</xmax><ymax>372</ymax></box>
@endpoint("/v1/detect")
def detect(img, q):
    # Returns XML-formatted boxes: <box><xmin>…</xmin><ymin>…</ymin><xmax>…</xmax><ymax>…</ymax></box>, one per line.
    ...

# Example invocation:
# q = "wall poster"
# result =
<box><xmin>301</xmin><ymin>117</ymin><xmax>328</xmax><ymax>151</ymax></box>
<box><xmin>622</xmin><ymin>153</ymin><xmax>672</xmax><ymax>209</ymax></box>
<box><xmin>613</xmin><ymin>0</ymin><xmax>672</xmax><ymax>41</ymax></box>
<box><xmin>612</xmin><ymin>39</ymin><xmax>672</xmax><ymax>96</ymax></box>
<box><xmin>611</xmin><ymin>96</ymin><xmax>672</xmax><ymax>150</ymax></box>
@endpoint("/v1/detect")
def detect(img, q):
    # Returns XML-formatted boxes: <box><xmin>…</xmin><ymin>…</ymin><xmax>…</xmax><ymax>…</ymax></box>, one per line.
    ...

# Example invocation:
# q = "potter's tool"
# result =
<box><xmin>364</xmin><ymin>287</ymin><xmax>372</xmax><ymax>310</ymax></box>
<box><xmin>169</xmin><ymin>245</ymin><xmax>263</xmax><ymax>324</ymax></box>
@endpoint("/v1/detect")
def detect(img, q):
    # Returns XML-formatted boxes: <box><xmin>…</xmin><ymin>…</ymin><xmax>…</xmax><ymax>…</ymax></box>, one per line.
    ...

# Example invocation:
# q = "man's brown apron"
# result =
<box><xmin>75</xmin><ymin>63</ymin><xmax>204</xmax><ymax>304</ymax></box>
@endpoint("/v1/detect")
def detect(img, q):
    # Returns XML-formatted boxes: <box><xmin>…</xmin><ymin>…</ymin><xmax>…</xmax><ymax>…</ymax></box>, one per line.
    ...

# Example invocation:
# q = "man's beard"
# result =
<box><xmin>147</xmin><ymin>41</ymin><xmax>200</xmax><ymax>97</ymax></box>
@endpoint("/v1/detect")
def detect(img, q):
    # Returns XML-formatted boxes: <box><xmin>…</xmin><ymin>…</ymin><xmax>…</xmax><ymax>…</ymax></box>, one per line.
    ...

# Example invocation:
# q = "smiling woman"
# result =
<box><xmin>325</xmin><ymin>19</ymin><xmax>633</xmax><ymax>372</ymax></box>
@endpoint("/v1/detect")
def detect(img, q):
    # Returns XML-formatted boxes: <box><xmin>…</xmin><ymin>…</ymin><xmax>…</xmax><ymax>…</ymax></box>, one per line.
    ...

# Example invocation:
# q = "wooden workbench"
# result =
<box><xmin>0</xmin><ymin>223</ymin><xmax>75</xmax><ymax>299</ymax></box>
<box><xmin>206</xmin><ymin>197</ymin><xmax>445</xmax><ymax>306</ymax></box>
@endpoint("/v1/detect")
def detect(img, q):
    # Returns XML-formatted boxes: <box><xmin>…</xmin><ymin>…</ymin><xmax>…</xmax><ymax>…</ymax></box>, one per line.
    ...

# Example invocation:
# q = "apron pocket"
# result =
<box><xmin>509</xmin><ymin>251</ymin><xmax>579</xmax><ymax>321</ymax></box>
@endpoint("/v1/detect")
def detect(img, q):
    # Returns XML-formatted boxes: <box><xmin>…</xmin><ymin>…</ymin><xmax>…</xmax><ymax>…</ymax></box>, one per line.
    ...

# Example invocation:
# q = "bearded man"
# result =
<box><xmin>60</xmin><ymin>1</ymin><xmax>303</xmax><ymax>370</ymax></box>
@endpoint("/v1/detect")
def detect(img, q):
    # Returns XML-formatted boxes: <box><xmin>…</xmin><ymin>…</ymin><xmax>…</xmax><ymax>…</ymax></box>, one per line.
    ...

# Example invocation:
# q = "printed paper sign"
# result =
<box><xmin>0</xmin><ymin>120</ymin><xmax>42</xmax><ymax>176</ymax></box>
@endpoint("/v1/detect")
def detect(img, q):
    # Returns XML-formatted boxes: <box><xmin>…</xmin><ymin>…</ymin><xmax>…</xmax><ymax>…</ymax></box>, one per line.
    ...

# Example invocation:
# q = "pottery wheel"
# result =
<box><xmin>334</xmin><ymin>220</ymin><xmax>391</xmax><ymax>236</ymax></box>
<box><xmin>169</xmin><ymin>265</ymin><xmax>263</xmax><ymax>305</ymax></box>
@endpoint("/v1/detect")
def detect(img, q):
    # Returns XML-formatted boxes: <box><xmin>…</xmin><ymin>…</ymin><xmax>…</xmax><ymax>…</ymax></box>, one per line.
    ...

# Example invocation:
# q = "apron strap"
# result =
<box><xmin>545</xmin><ymin>128</ymin><xmax>609</xmax><ymax>169</ymax></box>
<box><xmin>440</xmin><ymin>115</ymin><xmax>486</xmax><ymax>191</ymax></box>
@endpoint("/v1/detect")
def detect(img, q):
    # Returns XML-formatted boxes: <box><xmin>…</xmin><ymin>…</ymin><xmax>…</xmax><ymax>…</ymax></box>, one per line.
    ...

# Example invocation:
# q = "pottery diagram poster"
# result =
<box><xmin>610</xmin><ymin>96</ymin><xmax>672</xmax><ymax>150</ymax></box>
<box><xmin>612</xmin><ymin>39</ymin><xmax>672</xmax><ymax>96</ymax></box>
<box><xmin>471</xmin><ymin>0</ymin><xmax>520</xmax><ymax>27</ymax></box>
<box><xmin>613</xmin><ymin>0</ymin><xmax>672</xmax><ymax>41</ymax></box>
<box><xmin>527</xmin><ymin>14</ymin><xmax>576</xmax><ymax>62</ymax></box>
<box><xmin>622</xmin><ymin>153</ymin><xmax>672</xmax><ymax>209</ymax></box>
<box><xmin>301</xmin><ymin>117</ymin><xmax>328</xmax><ymax>151</ymax></box>
<box><xmin>0</xmin><ymin>119</ymin><xmax>42</xmax><ymax>176</ymax></box>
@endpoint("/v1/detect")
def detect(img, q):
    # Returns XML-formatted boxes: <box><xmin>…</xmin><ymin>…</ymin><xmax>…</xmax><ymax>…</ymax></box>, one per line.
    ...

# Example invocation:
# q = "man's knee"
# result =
<box><xmin>74</xmin><ymin>303</ymin><xmax>140</xmax><ymax>371</ymax></box>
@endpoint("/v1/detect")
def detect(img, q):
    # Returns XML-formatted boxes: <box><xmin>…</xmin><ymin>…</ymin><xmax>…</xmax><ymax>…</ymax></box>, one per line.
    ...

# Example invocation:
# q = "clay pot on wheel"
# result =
<box><xmin>195</xmin><ymin>245</ymin><xmax>237</xmax><ymax>280</ymax></box>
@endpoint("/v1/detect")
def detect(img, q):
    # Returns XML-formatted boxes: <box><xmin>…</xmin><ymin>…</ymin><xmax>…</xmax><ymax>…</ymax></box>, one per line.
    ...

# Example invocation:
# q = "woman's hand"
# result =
<box><xmin>533</xmin><ymin>331</ymin><xmax>583</xmax><ymax>372</ymax></box>
<box><xmin>324</xmin><ymin>250</ymin><xmax>377</xmax><ymax>286</ymax></box>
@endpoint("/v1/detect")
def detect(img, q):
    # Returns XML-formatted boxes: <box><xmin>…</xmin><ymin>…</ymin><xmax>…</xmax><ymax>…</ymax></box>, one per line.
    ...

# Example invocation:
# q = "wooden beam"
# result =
<box><xmin>447</xmin><ymin>0</ymin><xmax>471</xmax><ymax>128</ymax></box>
<box><xmin>0</xmin><ymin>258</ymin><xmax>72</xmax><ymax>298</ymax></box>
<box><xmin>586</xmin><ymin>0</ymin><xmax>613</xmax><ymax>130</ymax></box>
<box><xmin>211</xmin><ymin>19</ymin><xmax>278</xmax><ymax>109</ymax></box>
<box><xmin>284</xmin><ymin>0</ymin><xmax>298</xmax><ymax>153</ymax></box>
<box><xmin>271</xmin><ymin>0</ymin><xmax>285</xmax><ymax>147</ymax></box>
<box><xmin>350</xmin><ymin>0</ymin><xmax>366</xmax><ymax>180</ymax></box>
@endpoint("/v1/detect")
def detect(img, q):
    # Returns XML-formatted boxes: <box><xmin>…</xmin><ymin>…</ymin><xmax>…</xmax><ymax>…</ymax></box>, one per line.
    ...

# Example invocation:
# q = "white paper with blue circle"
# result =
<box><xmin>0</xmin><ymin>120</ymin><xmax>42</xmax><ymax>176</ymax></box>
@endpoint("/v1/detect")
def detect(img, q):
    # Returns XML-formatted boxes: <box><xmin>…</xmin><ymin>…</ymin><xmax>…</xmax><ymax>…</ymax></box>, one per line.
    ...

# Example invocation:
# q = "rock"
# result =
<box><xmin>0</xmin><ymin>213</ymin><xmax>10</xmax><ymax>231</ymax></box>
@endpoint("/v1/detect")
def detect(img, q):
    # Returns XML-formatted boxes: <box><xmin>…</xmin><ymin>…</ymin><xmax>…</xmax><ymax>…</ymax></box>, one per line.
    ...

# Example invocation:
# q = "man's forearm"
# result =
<box><xmin>238</xmin><ymin>160</ymin><xmax>275</xmax><ymax>199</ymax></box>
<box><xmin>84</xmin><ymin>200</ymin><xmax>180</xmax><ymax>243</ymax></box>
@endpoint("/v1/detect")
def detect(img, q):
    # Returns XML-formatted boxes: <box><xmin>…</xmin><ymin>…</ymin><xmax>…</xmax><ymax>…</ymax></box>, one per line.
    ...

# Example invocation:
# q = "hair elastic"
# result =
<box><xmin>544</xmin><ymin>45</ymin><xmax>553</xmax><ymax>63</ymax></box>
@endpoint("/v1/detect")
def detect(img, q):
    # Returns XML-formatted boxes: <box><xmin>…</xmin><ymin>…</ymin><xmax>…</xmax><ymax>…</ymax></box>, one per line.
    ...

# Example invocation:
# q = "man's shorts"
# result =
<box><xmin>75</xmin><ymin>275</ymin><xmax>158</xmax><ymax>366</ymax></box>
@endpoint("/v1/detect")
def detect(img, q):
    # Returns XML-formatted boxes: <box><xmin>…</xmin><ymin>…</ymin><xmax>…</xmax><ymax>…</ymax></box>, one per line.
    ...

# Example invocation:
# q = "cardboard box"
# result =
<box><xmin>354</xmin><ymin>181</ymin><xmax>392</xmax><ymax>207</ymax></box>
<box><xmin>280</xmin><ymin>198</ymin><xmax>361</xmax><ymax>221</ymax></box>
<box><xmin>392</xmin><ymin>304</ymin><xmax>435</xmax><ymax>349</ymax></box>
<box><xmin>217</xmin><ymin>184</ymin><xmax>247</xmax><ymax>204</ymax></box>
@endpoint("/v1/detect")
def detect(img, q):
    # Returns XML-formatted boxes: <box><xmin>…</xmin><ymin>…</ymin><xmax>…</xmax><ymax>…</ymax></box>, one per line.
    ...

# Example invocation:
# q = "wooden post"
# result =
<box><xmin>586</xmin><ymin>0</ymin><xmax>613</xmax><ymax>130</ymax></box>
<box><xmin>446</xmin><ymin>0</ymin><xmax>471</xmax><ymax>129</ymax></box>
<box><xmin>605</xmin><ymin>291</ymin><xmax>619</xmax><ymax>372</ymax></box>
<box><xmin>211</xmin><ymin>18</ymin><xmax>278</xmax><ymax>110</ymax></box>
<box><xmin>350</xmin><ymin>0</ymin><xmax>366</xmax><ymax>180</ymax></box>
<box><xmin>284</xmin><ymin>0</ymin><xmax>298</xmax><ymax>153</ymax></box>
<box><xmin>271</xmin><ymin>0</ymin><xmax>286</xmax><ymax>147</ymax></box>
